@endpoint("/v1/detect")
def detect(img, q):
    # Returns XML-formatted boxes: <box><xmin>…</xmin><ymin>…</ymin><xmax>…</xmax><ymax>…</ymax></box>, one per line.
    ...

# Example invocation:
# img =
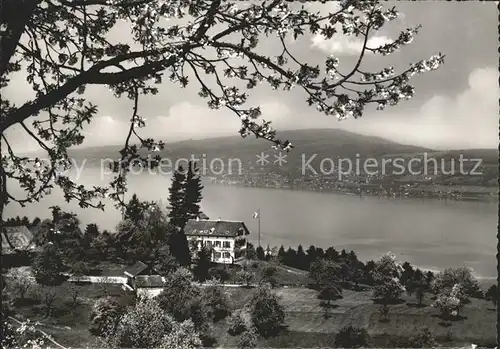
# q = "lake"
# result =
<box><xmin>4</xmin><ymin>167</ymin><xmax>497</xmax><ymax>279</ymax></box>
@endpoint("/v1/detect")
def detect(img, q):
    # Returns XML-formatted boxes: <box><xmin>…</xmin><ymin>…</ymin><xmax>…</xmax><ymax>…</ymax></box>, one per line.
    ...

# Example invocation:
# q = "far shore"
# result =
<box><xmin>209</xmin><ymin>179</ymin><xmax>498</xmax><ymax>203</ymax></box>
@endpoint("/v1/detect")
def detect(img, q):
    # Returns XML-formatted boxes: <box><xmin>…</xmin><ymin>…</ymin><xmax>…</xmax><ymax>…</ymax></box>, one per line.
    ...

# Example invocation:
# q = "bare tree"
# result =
<box><xmin>416</xmin><ymin>287</ymin><xmax>425</xmax><ymax>306</ymax></box>
<box><xmin>10</xmin><ymin>276</ymin><xmax>33</xmax><ymax>301</ymax></box>
<box><xmin>65</xmin><ymin>282</ymin><xmax>80</xmax><ymax>309</ymax></box>
<box><xmin>378</xmin><ymin>303</ymin><xmax>389</xmax><ymax>323</ymax></box>
<box><xmin>41</xmin><ymin>286</ymin><xmax>57</xmax><ymax>317</ymax></box>
<box><xmin>94</xmin><ymin>276</ymin><xmax>111</xmax><ymax>296</ymax></box>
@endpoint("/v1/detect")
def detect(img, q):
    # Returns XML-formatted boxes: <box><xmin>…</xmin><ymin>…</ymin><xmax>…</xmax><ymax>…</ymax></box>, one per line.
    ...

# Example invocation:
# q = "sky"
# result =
<box><xmin>3</xmin><ymin>1</ymin><xmax>498</xmax><ymax>153</ymax></box>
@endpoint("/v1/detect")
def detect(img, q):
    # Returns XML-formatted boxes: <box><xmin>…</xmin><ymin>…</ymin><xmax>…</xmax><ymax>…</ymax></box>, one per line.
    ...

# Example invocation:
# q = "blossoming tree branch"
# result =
<box><xmin>0</xmin><ymin>0</ymin><xmax>444</xmax><ymax>218</ymax></box>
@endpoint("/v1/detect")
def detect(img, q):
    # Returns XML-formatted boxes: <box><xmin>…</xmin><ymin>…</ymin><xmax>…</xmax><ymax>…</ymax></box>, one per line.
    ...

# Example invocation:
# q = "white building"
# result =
<box><xmin>184</xmin><ymin>219</ymin><xmax>250</xmax><ymax>264</ymax></box>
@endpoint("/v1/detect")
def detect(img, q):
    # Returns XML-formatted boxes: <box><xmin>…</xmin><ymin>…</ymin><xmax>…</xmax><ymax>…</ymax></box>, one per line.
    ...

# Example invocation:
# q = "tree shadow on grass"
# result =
<box><xmin>13</xmin><ymin>298</ymin><xmax>41</xmax><ymax>307</ymax></box>
<box><xmin>372</xmin><ymin>298</ymin><xmax>405</xmax><ymax>305</ymax></box>
<box><xmin>438</xmin><ymin>321</ymin><xmax>453</xmax><ymax>328</ymax></box>
<box><xmin>432</xmin><ymin>314</ymin><xmax>467</xmax><ymax>323</ymax></box>
<box><xmin>405</xmin><ymin>302</ymin><xmax>427</xmax><ymax>308</ymax></box>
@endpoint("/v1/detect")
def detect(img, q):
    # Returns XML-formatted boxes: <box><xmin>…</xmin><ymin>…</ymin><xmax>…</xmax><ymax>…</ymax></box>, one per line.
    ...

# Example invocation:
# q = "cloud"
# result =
<box><xmin>81</xmin><ymin>100</ymin><xmax>291</xmax><ymax>146</ymax></box>
<box><xmin>311</xmin><ymin>32</ymin><xmax>393</xmax><ymax>56</ymax></box>
<box><xmin>343</xmin><ymin>67</ymin><xmax>498</xmax><ymax>149</ymax></box>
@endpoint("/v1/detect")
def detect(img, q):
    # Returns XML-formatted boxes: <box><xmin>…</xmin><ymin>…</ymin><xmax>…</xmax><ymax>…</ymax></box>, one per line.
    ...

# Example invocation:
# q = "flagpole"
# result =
<box><xmin>258</xmin><ymin>208</ymin><xmax>261</xmax><ymax>248</ymax></box>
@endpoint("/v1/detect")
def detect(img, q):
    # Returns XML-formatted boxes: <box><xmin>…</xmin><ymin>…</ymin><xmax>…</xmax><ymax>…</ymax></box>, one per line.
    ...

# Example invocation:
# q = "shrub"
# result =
<box><xmin>334</xmin><ymin>326</ymin><xmax>370</xmax><ymax>348</ymax></box>
<box><xmin>237</xmin><ymin>270</ymin><xmax>255</xmax><ymax>287</ymax></box>
<box><xmin>108</xmin><ymin>298</ymin><xmax>174</xmax><ymax>348</ymax></box>
<box><xmin>208</xmin><ymin>267</ymin><xmax>230</xmax><ymax>284</ymax></box>
<box><xmin>408</xmin><ymin>326</ymin><xmax>436</xmax><ymax>348</ymax></box>
<box><xmin>260</xmin><ymin>264</ymin><xmax>279</xmax><ymax>288</ymax></box>
<box><xmin>160</xmin><ymin>320</ymin><xmax>202</xmax><ymax>349</ymax></box>
<box><xmin>89</xmin><ymin>296</ymin><xmax>125</xmax><ymax>337</ymax></box>
<box><xmin>237</xmin><ymin>329</ymin><xmax>257</xmax><ymax>349</ymax></box>
<box><xmin>227</xmin><ymin>309</ymin><xmax>251</xmax><ymax>336</ymax></box>
<box><xmin>32</xmin><ymin>244</ymin><xmax>67</xmax><ymax>286</ymax></box>
<box><xmin>249</xmin><ymin>286</ymin><xmax>285</xmax><ymax>337</ymax></box>
<box><xmin>157</xmin><ymin>268</ymin><xmax>201</xmax><ymax>321</ymax></box>
<box><xmin>201</xmin><ymin>285</ymin><xmax>231</xmax><ymax>322</ymax></box>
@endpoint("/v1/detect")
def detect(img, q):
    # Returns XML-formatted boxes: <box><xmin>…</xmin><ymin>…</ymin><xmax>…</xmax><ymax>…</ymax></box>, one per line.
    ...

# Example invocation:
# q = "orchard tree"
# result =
<box><xmin>485</xmin><ymin>284</ymin><xmax>498</xmax><ymax>308</ymax></box>
<box><xmin>371</xmin><ymin>252</ymin><xmax>405</xmax><ymax>303</ymax></box>
<box><xmin>319</xmin><ymin>280</ymin><xmax>342</xmax><ymax>318</ymax></box>
<box><xmin>9</xmin><ymin>274</ymin><xmax>34</xmax><ymax>301</ymax></box>
<box><xmin>0</xmin><ymin>0</ymin><xmax>444</xmax><ymax>230</ymax></box>
<box><xmin>430</xmin><ymin>267</ymin><xmax>481</xmax><ymax>298</ymax></box>
<box><xmin>432</xmin><ymin>284</ymin><xmax>465</xmax><ymax>319</ymax></box>
<box><xmin>107</xmin><ymin>297</ymin><xmax>176</xmax><ymax>348</ymax></box>
<box><xmin>415</xmin><ymin>286</ymin><xmax>425</xmax><ymax>306</ymax></box>
<box><xmin>32</xmin><ymin>243</ymin><xmax>67</xmax><ymax>286</ymax></box>
<box><xmin>249</xmin><ymin>286</ymin><xmax>285</xmax><ymax>337</ymax></box>
<box><xmin>89</xmin><ymin>296</ymin><xmax>125</xmax><ymax>337</ymax></box>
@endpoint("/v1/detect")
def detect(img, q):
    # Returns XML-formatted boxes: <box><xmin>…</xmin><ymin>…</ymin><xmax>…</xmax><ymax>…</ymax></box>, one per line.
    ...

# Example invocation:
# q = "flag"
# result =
<box><xmin>252</xmin><ymin>210</ymin><xmax>259</xmax><ymax>219</ymax></box>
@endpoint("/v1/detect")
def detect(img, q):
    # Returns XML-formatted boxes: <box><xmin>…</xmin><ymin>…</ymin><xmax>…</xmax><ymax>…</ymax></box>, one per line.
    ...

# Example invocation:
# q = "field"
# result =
<box><xmin>5</xmin><ymin>267</ymin><xmax>495</xmax><ymax>348</ymax></box>
<box><xmin>7</xmin><ymin>281</ymin><xmax>130</xmax><ymax>348</ymax></box>
<box><xmin>221</xmin><ymin>286</ymin><xmax>496</xmax><ymax>347</ymax></box>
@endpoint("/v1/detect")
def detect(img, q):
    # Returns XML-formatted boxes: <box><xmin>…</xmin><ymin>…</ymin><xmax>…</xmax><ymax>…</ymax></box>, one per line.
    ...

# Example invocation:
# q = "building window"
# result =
<box><xmin>206</xmin><ymin>240</ymin><xmax>213</xmax><ymax>248</ymax></box>
<box><xmin>215</xmin><ymin>241</ymin><xmax>221</xmax><ymax>248</ymax></box>
<box><xmin>223</xmin><ymin>252</ymin><xmax>231</xmax><ymax>259</ymax></box>
<box><xmin>223</xmin><ymin>241</ymin><xmax>231</xmax><ymax>248</ymax></box>
<box><xmin>214</xmin><ymin>252</ymin><xmax>221</xmax><ymax>259</ymax></box>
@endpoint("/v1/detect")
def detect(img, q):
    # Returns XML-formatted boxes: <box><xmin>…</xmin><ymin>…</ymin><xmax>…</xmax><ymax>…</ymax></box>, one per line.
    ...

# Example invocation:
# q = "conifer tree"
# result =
<box><xmin>183</xmin><ymin>161</ymin><xmax>204</xmax><ymax>221</ymax></box>
<box><xmin>168</xmin><ymin>165</ymin><xmax>187</xmax><ymax>229</ymax></box>
<box><xmin>124</xmin><ymin>194</ymin><xmax>146</xmax><ymax>223</ymax></box>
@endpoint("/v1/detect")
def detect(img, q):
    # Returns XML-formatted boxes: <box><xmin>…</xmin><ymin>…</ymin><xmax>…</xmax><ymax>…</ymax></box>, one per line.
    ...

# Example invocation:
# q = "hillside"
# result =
<box><xmin>67</xmin><ymin>128</ymin><xmax>431</xmax><ymax>167</ymax></box>
<box><xmin>16</xmin><ymin>128</ymin><xmax>487</xmax><ymax>200</ymax></box>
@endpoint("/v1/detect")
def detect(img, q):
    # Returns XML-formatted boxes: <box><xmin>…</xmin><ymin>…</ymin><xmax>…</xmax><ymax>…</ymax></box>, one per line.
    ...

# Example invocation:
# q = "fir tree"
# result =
<box><xmin>124</xmin><ymin>194</ymin><xmax>145</xmax><ymax>223</ymax></box>
<box><xmin>183</xmin><ymin>161</ymin><xmax>204</xmax><ymax>221</ymax></box>
<box><xmin>169</xmin><ymin>230</ymin><xmax>192</xmax><ymax>267</ymax></box>
<box><xmin>32</xmin><ymin>244</ymin><xmax>66</xmax><ymax>286</ymax></box>
<box><xmin>277</xmin><ymin>245</ymin><xmax>286</xmax><ymax>262</ymax></box>
<box><xmin>168</xmin><ymin>165</ymin><xmax>187</xmax><ymax>229</ymax></box>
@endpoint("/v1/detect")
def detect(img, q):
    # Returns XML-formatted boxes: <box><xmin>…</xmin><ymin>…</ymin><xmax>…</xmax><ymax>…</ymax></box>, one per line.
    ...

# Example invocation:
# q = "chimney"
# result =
<box><xmin>217</xmin><ymin>217</ymin><xmax>221</xmax><ymax>221</ymax></box>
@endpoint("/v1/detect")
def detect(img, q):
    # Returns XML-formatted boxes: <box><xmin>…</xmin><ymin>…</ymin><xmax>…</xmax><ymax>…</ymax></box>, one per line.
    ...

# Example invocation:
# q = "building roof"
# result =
<box><xmin>2</xmin><ymin>226</ymin><xmax>34</xmax><ymax>253</ymax></box>
<box><xmin>197</xmin><ymin>212</ymin><xmax>209</xmax><ymax>220</ymax></box>
<box><xmin>184</xmin><ymin>220</ymin><xmax>250</xmax><ymax>237</ymax></box>
<box><xmin>124</xmin><ymin>261</ymin><xmax>148</xmax><ymax>277</ymax></box>
<box><xmin>135</xmin><ymin>275</ymin><xmax>166</xmax><ymax>288</ymax></box>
